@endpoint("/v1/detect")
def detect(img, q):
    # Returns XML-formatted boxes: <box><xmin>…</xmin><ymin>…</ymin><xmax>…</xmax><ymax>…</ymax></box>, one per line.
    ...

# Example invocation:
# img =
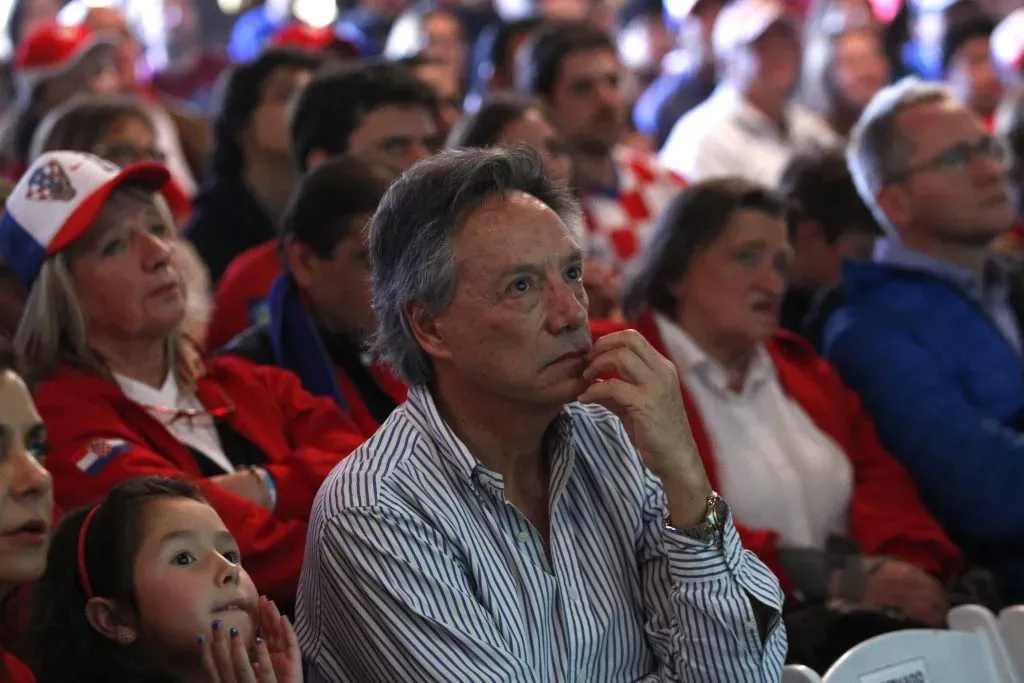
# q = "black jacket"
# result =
<box><xmin>184</xmin><ymin>177</ymin><xmax>278</xmax><ymax>284</ymax></box>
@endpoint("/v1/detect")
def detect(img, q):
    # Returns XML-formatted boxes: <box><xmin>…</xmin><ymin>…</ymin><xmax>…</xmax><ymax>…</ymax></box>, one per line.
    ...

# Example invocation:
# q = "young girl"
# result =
<box><xmin>31</xmin><ymin>476</ymin><xmax>301</xmax><ymax>683</ymax></box>
<box><xmin>0</xmin><ymin>344</ymin><xmax>53</xmax><ymax>683</ymax></box>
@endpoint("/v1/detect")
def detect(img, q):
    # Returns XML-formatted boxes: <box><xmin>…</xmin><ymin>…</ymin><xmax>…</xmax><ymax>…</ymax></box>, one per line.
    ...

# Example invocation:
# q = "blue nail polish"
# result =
<box><xmin>197</xmin><ymin>635</ymin><xmax>205</xmax><ymax>645</ymax></box>
<box><xmin>230</xmin><ymin>627</ymin><xmax>239</xmax><ymax>638</ymax></box>
<box><xmin>212</xmin><ymin>620</ymin><xmax>222</xmax><ymax>631</ymax></box>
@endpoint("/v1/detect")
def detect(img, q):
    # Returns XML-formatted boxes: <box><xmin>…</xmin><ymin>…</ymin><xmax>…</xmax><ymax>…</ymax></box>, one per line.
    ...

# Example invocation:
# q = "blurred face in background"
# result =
<box><xmin>745</xmin><ymin>22</ymin><xmax>801</xmax><ymax>97</ymax></box>
<box><xmin>36</xmin><ymin>46</ymin><xmax>120</xmax><ymax>112</ymax></box>
<box><xmin>947</xmin><ymin>35</ymin><xmax>1003</xmax><ymax>119</ymax></box>
<box><xmin>94</xmin><ymin>114</ymin><xmax>164</xmax><ymax>167</ymax></box>
<box><xmin>496</xmin><ymin>108</ymin><xmax>574</xmax><ymax>187</ymax></box>
<box><xmin>348</xmin><ymin>104</ymin><xmax>440</xmax><ymax>176</ymax></box>
<box><xmin>882</xmin><ymin>99</ymin><xmax>1014</xmax><ymax>246</ymax></box>
<box><xmin>84</xmin><ymin>7</ymin><xmax>140</xmax><ymax>93</ymax></box>
<box><xmin>547</xmin><ymin>47</ymin><xmax>625</xmax><ymax>154</ymax></box>
<box><xmin>675</xmin><ymin>209</ymin><xmax>791</xmax><ymax>350</ymax></box>
<box><xmin>414</xmin><ymin>62</ymin><xmax>462</xmax><ymax>137</ymax></box>
<box><xmin>831</xmin><ymin>29</ymin><xmax>889</xmax><ymax>113</ymax></box>
<box><xmin>245</xmin><ymin>66</ymin><xmax>313</xmax><ymax>162</ymax></box>
<box><xmin>423</xmin><ymin>12</ymin><xmax>466</xmax><ymax>82</ymax></box>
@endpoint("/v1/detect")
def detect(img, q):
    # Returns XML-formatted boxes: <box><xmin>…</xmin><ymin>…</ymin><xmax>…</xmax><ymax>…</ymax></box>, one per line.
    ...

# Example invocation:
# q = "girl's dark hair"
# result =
<box><xmin>30</xmin><ymin>476</ymin><xmax>205</xmax><ymax>683</ymax></box>
<box><xmin>445</xmin><ymin>94</ymin><xmax>535</xmax><ymax>150</ymax></box>
<box><xmin>33</xmin><ymin>95</ymin><xmax>154</xmax><ymax>159</ymax></box>
<box><xmin>622</xmin><ymin>178</ymin><xmax>795</xmax><ymax>320</ymax></box>
<box><xmin>211</xmin><ymin>47</ymin><xmax>321</xmax><ymax>179</ymax></box>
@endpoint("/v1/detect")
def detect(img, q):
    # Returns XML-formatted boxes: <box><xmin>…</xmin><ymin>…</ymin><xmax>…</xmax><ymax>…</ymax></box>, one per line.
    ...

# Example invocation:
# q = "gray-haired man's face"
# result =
<box><xmin>414</xmin><ymin>191</ymin><xmax>593</xmax><ymax>409</ymax></box>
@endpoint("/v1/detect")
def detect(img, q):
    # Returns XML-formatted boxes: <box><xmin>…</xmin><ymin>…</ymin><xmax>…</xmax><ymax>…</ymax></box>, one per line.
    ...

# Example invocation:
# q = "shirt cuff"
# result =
<box><xmin>663</xmin><ymin>510</ymin><xmax>745</xmax><ymax>582</ymax></box>
<box><xmin>664</xmin><ymin>514</ymin><xmax>785</xmax><ymax>607</ymax></box>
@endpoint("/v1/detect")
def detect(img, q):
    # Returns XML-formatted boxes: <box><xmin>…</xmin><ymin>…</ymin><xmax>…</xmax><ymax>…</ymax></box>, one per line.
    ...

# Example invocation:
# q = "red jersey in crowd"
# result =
<box><xmin>581</xmin><ymin>145</ymin><xmax>686</xmax><ymax>268</ymax></box>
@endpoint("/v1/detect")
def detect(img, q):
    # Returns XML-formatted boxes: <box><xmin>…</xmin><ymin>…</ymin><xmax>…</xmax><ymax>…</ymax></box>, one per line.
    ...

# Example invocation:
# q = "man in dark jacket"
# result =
<box><xmin>223</xmin><ymin>155</ymin><xmax>406</xmax><ymax>437</ymax></box>
<box><xmin>185</xmin><ymin>48</ymin><xmax>320</xmax><ymax>283</ymax></box>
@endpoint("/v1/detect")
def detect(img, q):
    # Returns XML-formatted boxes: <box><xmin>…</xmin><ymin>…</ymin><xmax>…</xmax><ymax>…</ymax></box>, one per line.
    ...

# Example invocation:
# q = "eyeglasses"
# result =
<box><xmin>145</xmin><ymin>383</ymin><xmax>236</xmax><ymax>430</ymax></box>
<box><xmin>94</xmin><ymin>143</ymin><xmax>167</xmax><ymax>168</ymax></box>
<box><xmin>146</xmin><ymin>403</ymin><xmax>235</xmax><ymax>429</ymax></box>
<box><xmin>887</xmin><ymin>135</ymin><xmax>1010</xmax><ymax>182</ymax></box>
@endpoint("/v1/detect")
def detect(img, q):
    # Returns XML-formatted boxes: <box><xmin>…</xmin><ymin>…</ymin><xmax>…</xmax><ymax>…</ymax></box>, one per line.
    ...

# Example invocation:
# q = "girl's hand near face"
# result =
<box><xmin>255</xmin><ymin>596</ymin><xmax>302</xmax><ymax>683</ymax></box>
<box><xmin>199</xmin><ymin>599</ymin><xmax>301</xmax><ymax>683</ymax></box>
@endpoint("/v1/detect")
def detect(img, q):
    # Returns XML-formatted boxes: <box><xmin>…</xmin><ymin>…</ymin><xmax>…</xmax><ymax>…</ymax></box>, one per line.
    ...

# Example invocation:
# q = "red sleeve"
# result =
<box><xmin>0</xmin><ymin>650</ymin><xmax>35</xmax><ymax>683</ymax></box>
<box><xmin>39</xmin><ymin>393</ymin><xmax>309</xmax><ymax>605</ymax></box>
<box><xmin>247</xmin><ymin>364</ymin><xmax>366</xmax><ymax>521</ymax></box>
<box><xmin>837</xmin><ymin>370</ymin><xmax>965</xmax><ymax>581</ymax></box>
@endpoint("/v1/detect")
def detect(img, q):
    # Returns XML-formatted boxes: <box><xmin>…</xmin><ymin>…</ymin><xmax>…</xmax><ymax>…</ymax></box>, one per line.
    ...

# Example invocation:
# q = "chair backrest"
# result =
<box><xmin>823</xmin><ymin>629</ymin><xmax>1008</xmax><ymax>683</ymax></box>
<box><xmin>783</xmin><ymin>664</ymin><xmax>824</xmax><ymax>683</ymax></box>
<box><xmin>949</xmin><ymin>604</ymin><xmax>1021</xmax><ymax>683</ymax></box>
<box><xmin>998</xmin><ymin>606</ymin><xmax>1024</xmax><ymax>678</ymax></box>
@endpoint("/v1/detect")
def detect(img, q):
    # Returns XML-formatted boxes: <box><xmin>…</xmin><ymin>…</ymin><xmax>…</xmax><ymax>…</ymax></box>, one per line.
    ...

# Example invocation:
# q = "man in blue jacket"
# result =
<box><xmin>824</xmin><ymin>76</ymin><xmax>1023</xmax><ymax>601</ymax></box>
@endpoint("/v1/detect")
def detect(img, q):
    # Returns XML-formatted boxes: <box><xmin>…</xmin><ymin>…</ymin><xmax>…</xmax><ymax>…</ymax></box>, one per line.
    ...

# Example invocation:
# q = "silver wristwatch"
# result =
<box><xmin>669</xmin><ymin>491</ymin><xmax>728</xmax><ymax>542</ymax></box>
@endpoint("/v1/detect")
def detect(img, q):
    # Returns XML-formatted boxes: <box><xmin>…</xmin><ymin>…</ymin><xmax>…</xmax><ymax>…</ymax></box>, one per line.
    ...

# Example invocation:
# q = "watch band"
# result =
<box><xmin>668</xmin><ymin>491</ymin><xmax>727</xmax><ymax>542</ymax></box>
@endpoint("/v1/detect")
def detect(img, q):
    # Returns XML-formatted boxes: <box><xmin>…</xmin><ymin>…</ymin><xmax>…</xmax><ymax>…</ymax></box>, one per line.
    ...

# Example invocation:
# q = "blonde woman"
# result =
<box><xmin>3</xmin><ymin>151</ymin><xmax>364</xmax><ymax>610</ymax></box>
<box><xmin>30</xmin><ymin>95</ymin><xmax>212</xmax><ymax>346</ymax></box>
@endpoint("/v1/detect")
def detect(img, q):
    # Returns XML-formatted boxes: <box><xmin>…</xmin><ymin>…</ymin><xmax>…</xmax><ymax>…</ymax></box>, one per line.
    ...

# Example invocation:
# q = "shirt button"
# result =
<box><xmin>517</xmin><ymin>531</ymin><xmax>530</xmax><ymax>542</ymax></box>
<box><xmin>744</xmin><ymin>620</ymin><xmax>756</xmax><ymax>630</ymax></box>
<box><xmin>568</xmin><ymin>588</ymin><xmax>580</xmax><ymax>602</ymax></box>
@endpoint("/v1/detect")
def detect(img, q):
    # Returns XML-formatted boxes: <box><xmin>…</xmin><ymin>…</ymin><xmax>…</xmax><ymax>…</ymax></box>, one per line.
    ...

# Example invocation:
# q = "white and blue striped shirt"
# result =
<box><xmin>296</xmin><ymin>385</ymin><xmax>787</xmax><ymax>682</ymax></box>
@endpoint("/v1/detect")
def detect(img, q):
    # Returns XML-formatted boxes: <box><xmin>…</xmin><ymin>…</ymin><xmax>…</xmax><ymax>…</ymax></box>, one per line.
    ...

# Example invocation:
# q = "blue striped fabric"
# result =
<box><xmin>296</xmin><ymin>385</ymin><xmax>788</xmax><ymax>682</ymax></box>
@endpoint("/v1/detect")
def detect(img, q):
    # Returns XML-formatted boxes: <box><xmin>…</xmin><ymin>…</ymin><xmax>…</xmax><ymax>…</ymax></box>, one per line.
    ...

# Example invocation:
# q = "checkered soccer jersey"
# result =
<box><xmin>581</xmin><ymin>146</ymin><xmax>686</xmax><ymax>268</ymax></box>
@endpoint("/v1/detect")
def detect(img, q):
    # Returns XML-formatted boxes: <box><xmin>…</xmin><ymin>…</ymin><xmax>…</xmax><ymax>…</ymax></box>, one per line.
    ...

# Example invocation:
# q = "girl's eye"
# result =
<box><xmin>565</xmin><ymin>265</ymin><xmax>582</xmax><ymax>282</ymax></box>
<box><xmin>172</xmin><ymin>551</ymin><xmax>196</xmax><ymax>566</ymax></box>
<box><xmin>223</xmin><ymin>550</ymin><xmax>242</xmax><ymax>564</ymax></box>
<box><xmin>149</xmin><ymin>222</ymin><xmax>169</xmax><ymax>239</ymax></box>
<box><xmin>101</xmin><ymin>238</ymin><xmax>126</xmax><ymax>258</ymax></box>
<box><xmin>734</xmin><ymin>249</ymin><xmax>759</xmax><ymax>266</ymax></box>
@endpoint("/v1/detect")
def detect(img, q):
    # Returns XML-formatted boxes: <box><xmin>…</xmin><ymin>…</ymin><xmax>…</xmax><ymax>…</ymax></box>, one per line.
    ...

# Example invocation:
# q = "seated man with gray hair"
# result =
<box><xmin>823</xmin><ymin>77</ymin><xmax>1024</xmax><ymax>601</ymax></box>
<box><xmin>295</xmin><ymin>147</ymin><xmax>787</xmax><ymax>681</ymax></box>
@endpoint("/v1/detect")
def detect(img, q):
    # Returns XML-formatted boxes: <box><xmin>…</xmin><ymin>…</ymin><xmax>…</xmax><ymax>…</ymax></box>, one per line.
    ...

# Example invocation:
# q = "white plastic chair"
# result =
<box><xmin>783</xmin><ymin>664</ymin><xmax>824</xmax><ymax>682</ymax></box>
<box><xmin>998</xmin><ymin>605</ymin><xmax>1024</xmax><ymax>678</ymax></box>
<box><xmin>948</xmin><ymin>603</ymin><xmax>1021</xmax><ymax>683</ymax></box>
<box><xmin>823</xmin><ymin>629</ymin><xmax>1011</xmax><ymax>683</ymax></box>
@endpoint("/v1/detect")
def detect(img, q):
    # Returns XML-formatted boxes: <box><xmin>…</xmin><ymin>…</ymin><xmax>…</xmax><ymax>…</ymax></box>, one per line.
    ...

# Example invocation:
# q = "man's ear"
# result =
<box><xmin>305</xmin><ymin>149</ymin><xmax>329</xmax><ymax>171</ymax></box>
<box><xmin>283</xmin><ymin>239</ymin><xmax>318</xmax><ymax>292</ymax></box>
<box><xmin>875</xmin><ymin>185</ymin><xmax>910</xmax><ymax>234</ymax></box>
<box><xmin>792</xmin><ymin>218</ymin><xmax>826</xmax><ymax>247</ymax></box>
<box><xmin>406</xmin><ymin>301</ymin><xmax>452</xmax><ymax>363</ymax></box>
<box><xmin>84</xmin><ymin>597</ymin><xmax>137</xmax><ymax>646</ymax></box>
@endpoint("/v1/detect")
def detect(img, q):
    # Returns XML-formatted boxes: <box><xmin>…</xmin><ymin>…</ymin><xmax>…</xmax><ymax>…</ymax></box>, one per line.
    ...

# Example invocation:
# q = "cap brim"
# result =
<box><xmin>47</xmin><ymin>161</ymin><xmax>171</xmax><ymax>255</ymax></box>
<box><xmin>19</xmin><ymin>32</ymin><xmax>118</xmax><ymax>92</ymax></box>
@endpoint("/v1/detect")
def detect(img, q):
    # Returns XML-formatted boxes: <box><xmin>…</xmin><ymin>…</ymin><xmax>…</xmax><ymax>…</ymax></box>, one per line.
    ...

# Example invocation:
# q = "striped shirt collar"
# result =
<box><xmin>403</xmin><ymin>384</ymin><xmax>575</xmax><ymax>484</ymax></box>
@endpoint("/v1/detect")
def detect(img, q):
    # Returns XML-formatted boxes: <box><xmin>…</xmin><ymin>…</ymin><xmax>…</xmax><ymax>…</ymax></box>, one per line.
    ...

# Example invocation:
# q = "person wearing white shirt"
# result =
<box><xmin>659</xmin><ymin>0</ymin><xmax>840</xmax><ymax>187</ymax></box>
<box><xmin>597</xmin><ymin>177</ymin><xmax>965</xmax><ymax>662</ymax></box>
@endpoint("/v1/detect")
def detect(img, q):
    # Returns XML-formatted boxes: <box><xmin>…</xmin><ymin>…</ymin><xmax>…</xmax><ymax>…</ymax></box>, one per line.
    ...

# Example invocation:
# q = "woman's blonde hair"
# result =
<box><xmin>14</xmin><ymin>187</ymin><xmax>202</xmax><ymax>388</ymax></box>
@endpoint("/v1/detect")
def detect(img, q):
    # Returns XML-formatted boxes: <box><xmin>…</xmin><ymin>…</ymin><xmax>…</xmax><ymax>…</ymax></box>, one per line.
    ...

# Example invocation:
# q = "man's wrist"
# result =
<box><xmin>660</xmin><ymin>467</ymin><xmax>713</xmax><ymax>530</ymax></box>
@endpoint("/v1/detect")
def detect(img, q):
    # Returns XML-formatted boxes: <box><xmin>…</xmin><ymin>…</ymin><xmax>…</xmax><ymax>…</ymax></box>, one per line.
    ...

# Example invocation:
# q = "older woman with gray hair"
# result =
<box><xmin>295</xmin><ymin>146</ymin><xmax>787</xmax><ymax>682</ymax></box>
<box><xmin>3</xmin><ymin>151</ymin><xmax>364</xmax><ymax>609</ymax></box>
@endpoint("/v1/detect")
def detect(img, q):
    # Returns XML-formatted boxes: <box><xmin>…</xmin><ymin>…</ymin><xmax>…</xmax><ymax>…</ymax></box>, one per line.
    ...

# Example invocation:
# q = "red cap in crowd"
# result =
<box><xmin>268</xmin><ymin>23</ymin><xmax>358</xmax><ymax>59</ymax></box>
<box><xmin>14</xmin><ymin>21</ymin><xmax>116</xmax><ymax>93</ymax></box>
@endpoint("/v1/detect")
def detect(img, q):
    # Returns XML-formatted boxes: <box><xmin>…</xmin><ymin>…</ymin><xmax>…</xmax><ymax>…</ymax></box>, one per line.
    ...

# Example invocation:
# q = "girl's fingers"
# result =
<box><xmin>199</xmin><ymin>635</ymin><xmax>222</xmax><ymax>683</ymax></box>
<box><xmin>252</xmin><ymin>637</ymin><xmax>277</xmax><ymax>683</ymax></box>
<box><xmin>211</xmin><ymin>621</ymin><xmax>238</xmax><ymax>683</ymax></box>
<box><xmin>228</xmin><ymin>626</ymin><xmax>259</xmax><ymax>683</ymax></box>
<box><xmin>280</xmin><ymin>614</ymin><xmax>300</xmax><ymax>652</ymax></box>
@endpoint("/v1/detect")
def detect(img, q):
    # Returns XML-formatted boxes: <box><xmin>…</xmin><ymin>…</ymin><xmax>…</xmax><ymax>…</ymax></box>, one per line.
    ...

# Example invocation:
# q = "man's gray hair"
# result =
<box><xmin>847</xmin><ymin>77</ymin><xmax>956</xmax><ymax>234</ymax></box>
<box><xmin>370</xmin><ymin>146</ymin><xmax>583</xmax><ymax>387</ymax></box>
